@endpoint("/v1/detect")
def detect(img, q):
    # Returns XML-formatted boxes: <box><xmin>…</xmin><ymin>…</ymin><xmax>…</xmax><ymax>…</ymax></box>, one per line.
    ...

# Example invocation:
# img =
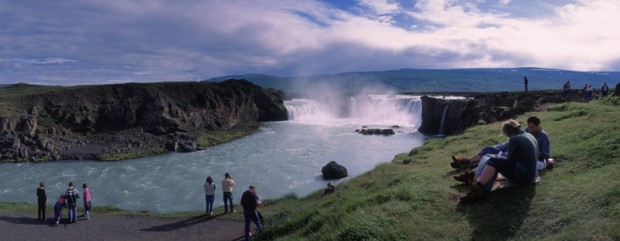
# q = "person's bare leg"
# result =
<box><xmin>476</xmin><ymin>165</ymin><xmax>496</xmax><ymax>185</ymax></box>
<box><xmin>468</xmin><ymin>154</ymin><xmax>482</xmax><ymax>166</ymax></box>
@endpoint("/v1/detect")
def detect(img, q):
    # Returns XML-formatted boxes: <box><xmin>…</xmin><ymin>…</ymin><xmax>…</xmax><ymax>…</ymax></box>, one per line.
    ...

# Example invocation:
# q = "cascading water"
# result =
<box><xmin>285</xmin><ymin>95</ymin><xmax>423</xmax><ymax>127</ymax></box>
<box><xmin>0</xmin><ymin>94</ymin><xmax>429</xmax><ymax>213</ymax></box>
<box><xmin>438</xmin><ymin>105</ymin><xmax>449</xmax><ymax>136</ymax></box>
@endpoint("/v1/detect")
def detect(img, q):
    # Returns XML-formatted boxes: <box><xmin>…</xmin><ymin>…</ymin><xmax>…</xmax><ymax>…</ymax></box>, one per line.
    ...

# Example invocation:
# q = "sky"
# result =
<box><xmin>1</xmin><ymin>0</ymin><xmax>620</xmax><ymax>85</ymax></box>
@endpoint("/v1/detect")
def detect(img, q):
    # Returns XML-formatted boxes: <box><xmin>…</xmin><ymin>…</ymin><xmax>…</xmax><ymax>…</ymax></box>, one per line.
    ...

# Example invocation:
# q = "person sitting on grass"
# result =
<box><xmin>460</xmin><ymin>119</ymin><xmax>539</xmax><ymax>202</ymax></box>
<box><xmin>321</xmin><ymin>182</ymin><xmax>336</xmax><ymax>197</ymax></box>
<box><xmin>451</xmin><ymin>116</ymin><xmax>551</xmax><ymax>171</ymax></box>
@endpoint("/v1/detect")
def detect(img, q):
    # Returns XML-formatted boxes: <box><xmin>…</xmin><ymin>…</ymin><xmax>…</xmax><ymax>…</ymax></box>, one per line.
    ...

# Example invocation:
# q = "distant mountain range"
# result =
<box><xmin>205</xmin><ymin>68</ymin><xmax>620</xmax><ymax>93</ymax></box>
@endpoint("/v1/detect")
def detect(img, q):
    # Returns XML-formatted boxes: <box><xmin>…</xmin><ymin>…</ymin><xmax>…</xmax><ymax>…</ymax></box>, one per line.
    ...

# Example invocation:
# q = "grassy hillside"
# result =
<box><xmin>258</xmin><ymin>97</ymin><xmax>620</xmax><ymax>240</ymax></box>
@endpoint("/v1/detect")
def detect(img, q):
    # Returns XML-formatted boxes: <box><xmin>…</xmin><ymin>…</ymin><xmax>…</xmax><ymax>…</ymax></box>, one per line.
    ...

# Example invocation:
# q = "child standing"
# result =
<box><xmin>204</xmin><ymin>176</ymin><xmax>216</xmax><ymax>215</ymax></box>
<box><xmin>83</xmin><ymin>183</ymin><xmax>91</xmax><ymax>220</ymax></box>
<box><xmin>53</xmin><ymin>194</ymin><xmax>65</xmax><ymax>226</ymax></box>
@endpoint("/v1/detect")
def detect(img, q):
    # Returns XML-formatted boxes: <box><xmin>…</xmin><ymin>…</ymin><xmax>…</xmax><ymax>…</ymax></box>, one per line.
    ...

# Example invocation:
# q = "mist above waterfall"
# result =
<box><xmin>284</xmin><ymin>81</ymin><xmax>422</xmax><ymax>127</ymax></box>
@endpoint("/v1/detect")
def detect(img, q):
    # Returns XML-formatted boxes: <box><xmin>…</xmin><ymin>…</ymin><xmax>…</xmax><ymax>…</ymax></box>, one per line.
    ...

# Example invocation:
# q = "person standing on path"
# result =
<box><xmin>64</xmin><ymin>181</ymin><xmax>80</xmax><ymax>223</ymax></box>
<box><xmin>36</xmin><ymin>181</ymin><xmax>47</xmax><ymax>221</ymax></box>
<box><xmin>524</xmin><ymin>76</ymin><xmax>528</xmax><ymax>91</ymax></box>
<box><xmin>204</xmin><ymin>176</ymin><xmax>216</xmax><ymax>215</ymax></box>
<box><xmin>241</xmin><ymin>186</ymin><xmax>262</xmax><ymax>241</ymax></box>
<box><xmin>83</xmin><ymin>183</ymin><xmax>91</xmax><ymax>220</ymax></box>
<box><xmin>221</xmin><ymin>173</ymin><xmax>236</xmax><ymax>213</ymax></box>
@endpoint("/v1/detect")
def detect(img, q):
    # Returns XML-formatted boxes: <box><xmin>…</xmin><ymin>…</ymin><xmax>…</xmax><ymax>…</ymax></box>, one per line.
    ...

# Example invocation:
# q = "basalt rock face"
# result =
<box><xmin>419</xmin><ymin>91</ymin><xmax>571</xmax><ymax>136</ymax></box>
<box><xmin>418</xmin><ymin>96</ymin><xmax>478</xmax><ymax>136</ymax></box>
<box><xmin>0</xmin><ymin>80</ymin><xmax>287</xmax><ymax>162</ymax></box>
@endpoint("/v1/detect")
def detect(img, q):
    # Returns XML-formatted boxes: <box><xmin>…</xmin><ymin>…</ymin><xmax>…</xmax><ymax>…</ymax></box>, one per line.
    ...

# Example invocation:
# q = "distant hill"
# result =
<box><xmin>205</xmin><ymin>68</ymin><xmax>620</xmax><ymax>93</ymax></box>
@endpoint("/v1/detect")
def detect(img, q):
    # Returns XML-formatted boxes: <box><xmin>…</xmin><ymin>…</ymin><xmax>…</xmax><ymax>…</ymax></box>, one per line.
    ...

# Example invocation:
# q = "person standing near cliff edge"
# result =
<box><xmin>82</xmin><ymin>183</ymin><xmax>91</xmax><ymax>220</ymax></box>
<box><xmin>524</xmin><ymin>76</ymin><xmax>529</xmax><ymax>91</ymax></box>
<box><xmin>64</xmin><ymin>181</ymin><xmax>80</xmax><ymax>223</ymax></box>
<box><xmin>221</xmin><ymin>173</ymin><xmax>236</xmax><ymax>214</ymax></box>
<box><xmin>36</xmin><ymin>181</ymin><xmax>47</xmax><ymax>221</ymax></box>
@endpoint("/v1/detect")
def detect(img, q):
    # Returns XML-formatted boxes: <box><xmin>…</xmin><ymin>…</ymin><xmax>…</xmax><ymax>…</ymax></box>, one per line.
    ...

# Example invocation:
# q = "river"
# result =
<box><xmin>0</xmin><ymin>95</ymin><xmax>428</xmax><ymax>212</ymax></box>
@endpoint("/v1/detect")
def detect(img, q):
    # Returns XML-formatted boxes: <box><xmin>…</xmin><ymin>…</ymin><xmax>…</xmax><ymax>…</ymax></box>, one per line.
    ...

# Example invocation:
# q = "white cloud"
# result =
<box><xmin>1</xmin><ymin>0</ymin><xmax>620</xmax><ymax>85</ymax></box>
<box><xmin>356</xmin><ymin>0</ymin><xmax>400</xmax><ymax>15</ymax></box>
<box><xmin>13</xmin><ymin>57</ymin><xmax>77</xmax><ymax>65</ymax></box>
<box><xmin>498</xmin><ymin>0</ymin><xmax>511</xmax><ymax>6</ymax></box>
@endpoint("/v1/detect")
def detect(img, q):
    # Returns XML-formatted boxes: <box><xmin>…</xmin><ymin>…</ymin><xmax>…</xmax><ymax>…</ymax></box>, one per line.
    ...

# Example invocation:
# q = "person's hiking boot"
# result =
<box><xmin>453</xmin><ymin>170</ymin><xmax>475</xmax><ymax>184</ymax></box>
<box><xmin>460</xmin><ymin>183</ymin><xmax>485</xmax><ymax>202</ymax></box>
<box><xmin>451</xmin><ymin>156</ymin><xmax>470</xmax><ymax>170</ymax></box>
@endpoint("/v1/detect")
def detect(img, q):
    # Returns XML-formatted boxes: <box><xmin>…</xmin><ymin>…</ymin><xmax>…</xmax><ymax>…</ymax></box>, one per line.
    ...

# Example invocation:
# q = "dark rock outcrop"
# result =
<box><xmin>418</xmin><ymin>96</ymin><xmax>478</xmax><ymax>136</ymax></box>
<box><xmin>0</xmin><ymin>79</ymin><xmax>287</xmax><ymax>162</ymax></box>
<box><xmin>356</xmin><ymin>128</ymin><xmax>395</xmax><ymax>135</ymax></box>
<box><xmin>419</xmin><ymin>90</ymin><xmax>580</xmax><ymax>136</ymax></box>
<box><xmin>321</xmin><ymin>161</ymin><xmax>348</xmax><ymax>180</ymax></box>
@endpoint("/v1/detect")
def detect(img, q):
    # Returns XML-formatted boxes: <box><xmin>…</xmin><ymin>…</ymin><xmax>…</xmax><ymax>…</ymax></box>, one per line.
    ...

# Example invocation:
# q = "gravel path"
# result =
<box><xmin>0</xmin><ymin>213</ymin><xmax>249</xmax><ymax>241</ymax></box>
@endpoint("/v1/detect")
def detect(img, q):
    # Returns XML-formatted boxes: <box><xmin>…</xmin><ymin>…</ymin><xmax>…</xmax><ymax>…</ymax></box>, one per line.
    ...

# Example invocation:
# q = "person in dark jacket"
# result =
<box><xmin>64</xmin><ymin>181</ymin><xmax>80</xmax><ymax>223</ymax></box>
<box><xmin>36</xmin><ymin>181</ymin><xmax>47</xmax><ymax>221</ymax></box>
<box><xmin>241</xmin><ymin>186</ymin><xmax>262</xmax><ymax>241</ymax></box>
<box><xmin>460</xmin><ymin>119</ymin><xmax>539</xmax><ymax>202</ymax></box>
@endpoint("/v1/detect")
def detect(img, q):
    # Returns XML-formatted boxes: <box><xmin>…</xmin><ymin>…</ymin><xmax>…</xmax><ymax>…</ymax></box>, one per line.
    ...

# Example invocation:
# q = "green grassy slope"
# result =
<box><xmin>258</xmin><ymin>97</ymin><xmax>620</xmax><ymax>241</ymax></box>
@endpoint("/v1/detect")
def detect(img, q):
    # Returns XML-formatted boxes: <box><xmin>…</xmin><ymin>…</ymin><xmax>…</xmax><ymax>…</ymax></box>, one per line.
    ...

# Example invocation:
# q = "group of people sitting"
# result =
<box><xmin>450</xmin><ymin>116</ymin><xmax>552</xmax><ymax>202</ymax></box>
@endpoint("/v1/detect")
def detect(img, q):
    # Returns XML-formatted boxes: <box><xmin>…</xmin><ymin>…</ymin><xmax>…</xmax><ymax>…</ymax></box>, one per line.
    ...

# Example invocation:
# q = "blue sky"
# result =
<box><xmin>1</xmin><ymin>0</ymin><xmax>620</xmax><ymax>85</ymax></box>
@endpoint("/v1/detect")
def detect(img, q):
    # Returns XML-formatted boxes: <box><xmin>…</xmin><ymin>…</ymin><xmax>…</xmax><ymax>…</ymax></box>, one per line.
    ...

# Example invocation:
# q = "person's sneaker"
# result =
<box><xmin>460</xmin><ymin>184</ymin><xmax>485</xmax><ymax>202</ymax></box>
<box><xmin>210</xmin><ymin>212</ymin><xmax>213</xmax><ymax>215</ymax></box>
<box><xmin>231</xmin><ymin>209</ymin><xmax>236</xmax><ymax>213</ymax></box>
<box><xmin>453</xmin><ymin>170</ymin><xmax>475</xmax><ymax>184</ymax></box>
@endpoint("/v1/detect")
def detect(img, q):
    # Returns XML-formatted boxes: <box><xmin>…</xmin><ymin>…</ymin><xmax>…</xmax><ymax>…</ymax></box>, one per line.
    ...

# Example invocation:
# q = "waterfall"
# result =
<box><xmin>438</xmin><ymin>105</ymin><xmax>449</xmax><ymax>136</ymax></box>
<box><xmin>284</xmin><ymin>95</ymin><xmax>423</xmax><ymax>127</ymax></box>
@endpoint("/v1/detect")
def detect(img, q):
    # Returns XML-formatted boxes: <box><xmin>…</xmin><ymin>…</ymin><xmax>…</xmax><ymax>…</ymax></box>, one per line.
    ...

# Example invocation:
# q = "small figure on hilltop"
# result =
<box><xmin>36</xmin><ymin>181</ymin><xmax>47</xmax><ymax>221</ymax></box>
<box><xmin>601</xmin><ymin>82</ymin><xmax>609</xmax><ymax>96</ymax></box>
<box><xmin>204</xmin><ymin>176</ymin><xmax>216</xmax><ymax>215</ymax></box>
<box><xmin>321</xmin><ymin>182</ymin><xmax>336</xmax><ymax>197</ymax></box>
<box><xmin>582</xmin><ymin>84</ymin><xmax>593</xmax><ymax>100</ymax></box>
<box><xmin>563</xmin><ymin>80</ymin><xmax>572</xmax><ymax>98</ymax></box>
<box><xmin>53</xmin><ymin>194</ymin><xmax>65</xmax><ymax>226</ymax></box>
<box><xmin>64</xmin><ymin>181</ymin><xmax>80</xmax><ymax>223</ymax></box>
<box><xmin>241</xmin><ymin>185</ymin><xmax>263</xmax><ymax>241</ymax></box>
<box><xmin>83</xmin><ymin>183</ymin><xmax>91</xmax><ymax>220</ymax></box>
<box><xmin>221</xmin><ymin>173</ymin><xmax>236</xmax><ymax>214</ymax></box>
<box><xmin>524</xmin><ymin>76</ymin><xmax>529</xmax><ymax>92</ymax></box>
<box><xmin>460</xmin><ymin>119</ymin><xmax>539</xmax><ymax>202</ymax></box>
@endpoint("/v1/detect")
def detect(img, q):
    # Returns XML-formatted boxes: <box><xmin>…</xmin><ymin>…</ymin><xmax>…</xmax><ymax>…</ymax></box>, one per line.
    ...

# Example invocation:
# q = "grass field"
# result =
<box><xmin>256</xmin><ymin>96</ymin><xmax>620</xmax><ymax>240</ymax></box>
<box><xmin>1</xmin><ymin>94</ymin><xmax>618</xmax><ymax>240</ymax></box>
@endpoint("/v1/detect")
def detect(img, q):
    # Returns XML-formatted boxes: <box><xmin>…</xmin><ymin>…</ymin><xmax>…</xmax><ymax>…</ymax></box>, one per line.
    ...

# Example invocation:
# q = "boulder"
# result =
<box><xmin>358</xmin><ymin>128</ymin><xmax>394</xmax><ymax>135</ymax></box>
<box><xmin>321</xmin><ymin>161</ymin><xmax>348</xmax><ymax>180</ymax></box>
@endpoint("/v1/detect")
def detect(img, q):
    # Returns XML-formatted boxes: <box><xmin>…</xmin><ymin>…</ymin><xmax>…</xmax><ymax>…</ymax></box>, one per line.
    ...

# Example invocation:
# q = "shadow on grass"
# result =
<box><xmin>140</xmin><ymin>213</ymin><xmax>222</xmax><ymax>232</ymax></box>
<box><xmin>456</xmin><ymin>184</ymin><xmax>536</xmax><ymax>241</ymax></box>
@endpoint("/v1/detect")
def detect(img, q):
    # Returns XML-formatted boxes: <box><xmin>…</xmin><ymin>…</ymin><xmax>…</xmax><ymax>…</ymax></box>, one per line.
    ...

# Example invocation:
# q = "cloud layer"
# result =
<box><xmin>1</xmin><ymin>0</ymin><xmax>619</xmax><ymax>85</ymax></box>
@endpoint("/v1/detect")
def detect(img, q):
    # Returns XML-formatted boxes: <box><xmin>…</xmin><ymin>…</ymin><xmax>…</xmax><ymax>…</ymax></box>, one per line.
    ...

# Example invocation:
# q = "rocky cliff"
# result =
<box><xmin>418</xmin><ymin>90</ymin><xmax>574</xmax><ymax>136</ymax></box>
<box><xmin>0</xmin><ymin>80</ymin><xmax>287</xmax><ymax>162</ymax></box>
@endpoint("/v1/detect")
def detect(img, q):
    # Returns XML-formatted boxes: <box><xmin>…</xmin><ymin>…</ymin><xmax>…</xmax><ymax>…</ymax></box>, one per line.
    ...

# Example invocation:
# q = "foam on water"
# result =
<box><xmin>0</xmin><ymin>96</ymin><xmax>427</xmax><ymax>213</ymax></box>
